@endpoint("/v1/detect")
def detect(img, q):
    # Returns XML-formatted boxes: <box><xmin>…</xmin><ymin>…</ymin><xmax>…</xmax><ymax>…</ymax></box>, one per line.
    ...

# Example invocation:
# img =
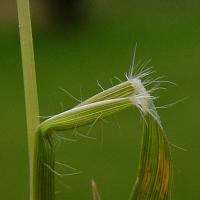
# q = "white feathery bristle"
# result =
<box><xmin>127</xmin><ymin>75</ymin><xmax>161</xmax><ymax>123</ymax></box>
<box><xmin>129</xmin><ymin>77</ymin><xmax>153</xmax><ymax>113</ymax></box>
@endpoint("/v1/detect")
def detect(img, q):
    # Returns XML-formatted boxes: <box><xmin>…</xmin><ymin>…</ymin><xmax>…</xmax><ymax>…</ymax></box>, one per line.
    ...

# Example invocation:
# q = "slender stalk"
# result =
<box><xmin>17</xmin><ymin>0</ymin><xmax>40</xmax><ymax>200</ymax></box>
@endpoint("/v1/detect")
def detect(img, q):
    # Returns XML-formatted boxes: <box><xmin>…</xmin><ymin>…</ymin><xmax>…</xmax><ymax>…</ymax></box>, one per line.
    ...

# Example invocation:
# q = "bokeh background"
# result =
<box><xmin>0</xmin><ymin>0</ymin><xmax>200</xmax><ymax>199</ymax></box>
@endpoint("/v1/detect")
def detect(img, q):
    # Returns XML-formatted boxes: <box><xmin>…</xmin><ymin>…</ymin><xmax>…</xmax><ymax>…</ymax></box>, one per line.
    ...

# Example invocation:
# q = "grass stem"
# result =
<box><xmin>17</xmin><ymin>1</ymin><xmax>40</xmax><ymax>200</ymax></box>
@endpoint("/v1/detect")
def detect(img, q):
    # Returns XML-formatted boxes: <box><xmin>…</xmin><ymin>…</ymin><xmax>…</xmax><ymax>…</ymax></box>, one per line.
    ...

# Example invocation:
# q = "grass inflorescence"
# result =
<box><xmin>32</xmin><ymin>64</ymin><xmax>172</xmax><ymax>200</ymax></box>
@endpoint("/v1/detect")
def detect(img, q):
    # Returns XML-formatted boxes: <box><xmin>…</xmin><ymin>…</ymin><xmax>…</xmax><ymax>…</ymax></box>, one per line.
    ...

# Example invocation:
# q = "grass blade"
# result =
<box><xmin>130</xmin><ymin>112</ymin><xmax>172</xmax><ymax>200</ymax></box>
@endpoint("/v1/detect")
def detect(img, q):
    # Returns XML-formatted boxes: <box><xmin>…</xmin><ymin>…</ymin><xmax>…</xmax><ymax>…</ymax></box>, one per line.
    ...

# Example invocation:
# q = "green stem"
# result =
<box><xmin>17</xmin><ymin>1</ymin><xmax>40</xmax><ymax>200</ymax></box>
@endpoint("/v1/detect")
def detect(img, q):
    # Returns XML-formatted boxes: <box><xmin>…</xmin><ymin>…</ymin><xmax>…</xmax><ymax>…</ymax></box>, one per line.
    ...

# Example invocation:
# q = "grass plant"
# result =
<box><xmin>17</xmin><ymin>1</ymin><xmax>172</xmax><ymax>200</ymax></box>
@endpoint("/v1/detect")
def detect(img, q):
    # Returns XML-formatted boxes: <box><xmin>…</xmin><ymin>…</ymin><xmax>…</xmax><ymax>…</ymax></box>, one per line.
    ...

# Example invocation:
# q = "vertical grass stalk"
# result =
<box><xmin>17</xmin><ymin>1</ymin><xmax>40</xmax><ymax>200</ymax></box>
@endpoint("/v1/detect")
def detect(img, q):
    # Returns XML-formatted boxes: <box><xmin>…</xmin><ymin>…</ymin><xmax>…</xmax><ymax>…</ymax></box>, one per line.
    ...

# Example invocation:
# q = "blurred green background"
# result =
<box><xmin>0</xmin><ymin>0</ymin><xmax>200</xmax><ymax>199</ymax></box>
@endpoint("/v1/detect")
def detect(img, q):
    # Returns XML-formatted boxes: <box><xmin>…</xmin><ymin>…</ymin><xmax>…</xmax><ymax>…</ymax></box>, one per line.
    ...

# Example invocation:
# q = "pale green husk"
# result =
<box><xmin>33</xmin><ymin>80</ymin><xmax>137</xmax><ymax>200</ymax></box>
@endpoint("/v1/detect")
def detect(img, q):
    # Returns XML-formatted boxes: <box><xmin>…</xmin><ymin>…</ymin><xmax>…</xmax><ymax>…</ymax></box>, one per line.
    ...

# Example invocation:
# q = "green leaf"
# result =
<box><xmin>129</xmin><ymin>112</ymin><xmax>172</xmax><ymax>200</ymax></box>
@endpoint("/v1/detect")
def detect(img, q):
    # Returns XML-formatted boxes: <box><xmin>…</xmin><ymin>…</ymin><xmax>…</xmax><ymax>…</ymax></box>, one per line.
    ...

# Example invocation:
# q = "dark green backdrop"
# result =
<box><xmin>0</xmin><ymin>1</ymin><xmax>199</xmax><ymax>199</ymax></box>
